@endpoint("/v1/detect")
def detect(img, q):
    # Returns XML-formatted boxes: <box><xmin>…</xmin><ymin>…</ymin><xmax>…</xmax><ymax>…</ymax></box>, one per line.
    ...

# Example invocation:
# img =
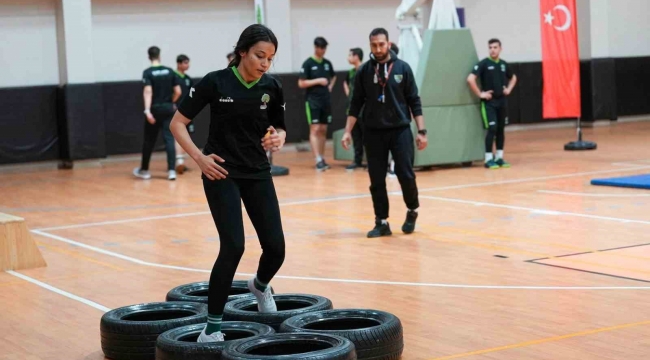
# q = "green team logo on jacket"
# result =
<box><xmin>394</xmin><ymin>74</ymin><xmax>403</xmax><ymax>84</ymax></box>
<box><xmin>260</xmin><ymin>93</ymin><xmax>270</xmax><ymax>109</ymax></box>
<box><xmin>501</xmin><ymin>64</ymin><xmax>506</xmax><ymax>72</ymax></box>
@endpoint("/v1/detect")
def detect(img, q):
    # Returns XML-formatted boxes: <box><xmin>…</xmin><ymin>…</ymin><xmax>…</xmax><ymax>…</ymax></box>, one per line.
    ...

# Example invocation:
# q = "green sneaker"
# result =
<box><xmin>484</xmin><ymin>159</ymin><xmax>499</xmax><ymax>169</ymax></box>
<box><xmin>495</xmin><ymin>158</ymin><xmax>510</xmax><ymax>168</ymax></box>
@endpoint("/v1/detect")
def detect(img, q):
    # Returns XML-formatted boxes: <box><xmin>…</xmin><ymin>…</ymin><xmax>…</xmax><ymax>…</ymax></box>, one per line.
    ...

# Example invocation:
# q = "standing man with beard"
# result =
<box><xmin>342</xmin><ymin>28</ymin><xmax>428</xmax><ymax>238</ymax></box>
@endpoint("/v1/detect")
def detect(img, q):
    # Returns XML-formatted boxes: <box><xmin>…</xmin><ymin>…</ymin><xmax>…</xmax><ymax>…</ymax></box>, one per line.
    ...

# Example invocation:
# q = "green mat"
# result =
<box><xmin>412</xmin><ymin>105</ymin><xmax>484</xmax><ymax>166</ymax></box>
<box><xmin>416</xmin><ymin>29</ymin><xmax>480</xmax><ymax>107</ymax></box>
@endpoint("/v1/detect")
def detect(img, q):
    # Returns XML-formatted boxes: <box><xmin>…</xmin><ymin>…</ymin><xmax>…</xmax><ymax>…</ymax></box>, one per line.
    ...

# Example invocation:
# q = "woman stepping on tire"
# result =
<box><xmin>170</xmin><ymin>24</ymin><xmax>287</xmax><ymax>343</ymax></box>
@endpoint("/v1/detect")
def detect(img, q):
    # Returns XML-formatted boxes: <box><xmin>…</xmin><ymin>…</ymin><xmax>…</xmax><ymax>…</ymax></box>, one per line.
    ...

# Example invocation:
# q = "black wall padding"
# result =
<box><xmin>103</xmin><ymin>81</ymin><xmax>147</xmax><ymax>155</ymax></box>
<box><xmin>0</xmin><ymin>85</ymin><xmax>60</xmax><ymax>165</ymax></box>
<box><xmin>273</xmin><ymin>73</ymin><xmax>308</xmax><ymax>143</ymax></box>
<box><xmin>505</xmin><ymin>63</ymin><xmax>521</xmax><ymax>124</ymax></box>
<box><xmin>102</xmin><ymin>80</ymin><xmax>210</xmax><ymax>156</ymax></box>
<box><xmin>615</xmin><ymin>56</ymin><xmax>649</xmax><ymax>117</ymax></box>
<box><xmin>516</xmin><ymin>62</ymin><xmax>543</xmax><ymax>123</ymax></box>
<box><xmin>590</xmin><ymin>58</ymin><xmax>617</xmax><ymax>120</ymax></box>
<box><xmin>60</xmin><ymin>84</ymin><xmax>106</xmax><ymax>160</ymax></box>
<box><xmin>579</xmin><ymin>61</ymin><xmax>594</xmax><ymax>121</ymax></box>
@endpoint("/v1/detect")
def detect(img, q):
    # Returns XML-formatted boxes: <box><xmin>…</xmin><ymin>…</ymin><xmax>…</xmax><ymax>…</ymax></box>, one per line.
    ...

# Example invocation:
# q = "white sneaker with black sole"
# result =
<box><xmin>247</xmin><ymin>278</ymin><xmax>277</xmax><ymax>312</ymax></box>
<box><xmin>133</xmin><ymin>168</ymin><xmax>151</xmax><ymax>180</ymax></box>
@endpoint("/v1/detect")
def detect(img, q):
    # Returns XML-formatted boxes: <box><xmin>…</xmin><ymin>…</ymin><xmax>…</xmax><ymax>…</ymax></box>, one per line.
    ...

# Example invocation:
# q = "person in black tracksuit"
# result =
<box><xmin>467</xmin><ymin>38</ymin><xmax>517</xmax><ymax>169</ymax></box>
<box><xmin>134</xmin><ymin>46</ymin><xmax>181</xmax><ymax>181</ymax></box>
<box><xmin>343</xmin><ymin>47</ymin><xmax>365</xmax><ymax>170</ymax></box>
<box><xmin>170</xmin><ymin>25</ymin><xmax>286</xmax><ymax>343</ymax></box>
<box><xmin>174</xmin><ymin>54</ymin><xmax>194</xmax><ymax>174</ymax></box>
<box><xmin>342</xmin><ymin>28</ymin><xmax>428</xmax><ymax>238</ymax></box>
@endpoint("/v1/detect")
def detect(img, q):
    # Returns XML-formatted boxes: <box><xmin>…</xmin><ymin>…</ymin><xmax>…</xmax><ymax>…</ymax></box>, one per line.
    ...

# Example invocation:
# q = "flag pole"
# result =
<box><xmin>564</xmin><ymin>117</ymin><xmax>597</xmax><ymax>150</ymax></box>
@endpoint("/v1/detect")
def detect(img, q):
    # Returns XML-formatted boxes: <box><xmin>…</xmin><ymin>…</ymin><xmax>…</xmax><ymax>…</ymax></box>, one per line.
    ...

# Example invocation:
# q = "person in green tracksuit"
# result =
<box><xmin>343</xmin><ymin>47</ymin><xmax>365</xmax><ymax>170</ymax></box>
<box><xmin>467</xmin><ymin>38</ymin><xmax>517</xmax><ymax>169</ymax></box>
<box><xmin>298</xmin><ymin>37</ymin><xmax>337</xmax><ymax>171</ymax></box>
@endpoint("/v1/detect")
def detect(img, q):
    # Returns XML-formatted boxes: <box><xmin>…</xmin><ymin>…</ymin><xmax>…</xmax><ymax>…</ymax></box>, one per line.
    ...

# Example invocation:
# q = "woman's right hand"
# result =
<box><xmin>196</xmin><ymin>153</ymin><xmax>228</xmax><ymax>180</ymax></box>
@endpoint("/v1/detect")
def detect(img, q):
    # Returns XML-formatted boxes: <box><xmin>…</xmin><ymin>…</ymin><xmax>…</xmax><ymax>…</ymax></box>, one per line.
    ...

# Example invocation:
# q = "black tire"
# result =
<box><xmin>221</xmin><ymin>333</ymin><xmax>356</xmax><ymax>360</ymax></box>
<box><xmin>165</xmin><ymin>280</ymin><xmax>275</xmax><ymax>304</ymax></box>
<box><xmin>223</xmin><ymin>294</ymin><xmax>333</xmax><ymax>330</ymax></box>
<box><xmin>279</xmin><ymin>309</ymin><xmax>403</xmax><ymax>360</ymax></box>
<box><xmin>155</xmin><ymin>322</ymin><xmax>275</xmax><ymax>360</ymax></box>
<box><xmin>100</xmin><ymin>302</ymin><xmax>207</xmax><ymax>360</ymax></box>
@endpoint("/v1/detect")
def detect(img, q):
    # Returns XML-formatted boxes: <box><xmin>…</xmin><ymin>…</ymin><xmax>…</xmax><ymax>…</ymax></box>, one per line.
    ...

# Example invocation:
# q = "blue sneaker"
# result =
<box><xmin>484</xmin><ymin>160</ymin><xmax>499</xmax><ymax>169</ymax></box>
<box><xmin>495</xmin><ymin>158</ymin><xmax>510</xmax><ymax>168</ymax></box>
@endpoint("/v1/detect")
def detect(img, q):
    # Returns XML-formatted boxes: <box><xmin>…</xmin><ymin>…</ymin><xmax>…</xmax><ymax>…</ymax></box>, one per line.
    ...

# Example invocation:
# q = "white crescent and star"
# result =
<box><xmin>544</xmin><ymin>5</ymin><xmax>572</xmax><ymax>32</ymax></box>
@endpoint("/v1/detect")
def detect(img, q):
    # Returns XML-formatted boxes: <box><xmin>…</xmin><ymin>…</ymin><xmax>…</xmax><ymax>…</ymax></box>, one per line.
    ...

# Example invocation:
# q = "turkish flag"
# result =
<box><xmin>540</xmin><ymin>0</ymin><xmax>581</xmax><ymax>118</ymax></box>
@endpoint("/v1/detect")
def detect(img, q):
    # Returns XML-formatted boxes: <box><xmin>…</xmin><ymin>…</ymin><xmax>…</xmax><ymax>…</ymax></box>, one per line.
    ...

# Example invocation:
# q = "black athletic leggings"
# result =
<box><xmin>482</xmin><ymin>98</ymin><xmax>507</xmax><ymax>153</ymax></box>
<box><xmin>203</xmin><ymin>176</ymin><xmax>285</xmax><ymax>316</ymax></box>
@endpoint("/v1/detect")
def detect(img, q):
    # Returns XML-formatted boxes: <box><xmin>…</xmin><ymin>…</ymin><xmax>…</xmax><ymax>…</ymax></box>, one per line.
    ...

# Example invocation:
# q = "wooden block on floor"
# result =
<box><xmin>0</xmin><ymin>213</ymin><xmax>47</xmax><ymax>271</ymax></box>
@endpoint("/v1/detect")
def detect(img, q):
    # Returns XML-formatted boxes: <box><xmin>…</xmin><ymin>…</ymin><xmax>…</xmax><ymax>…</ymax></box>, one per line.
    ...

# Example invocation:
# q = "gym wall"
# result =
<box><xmin>0</xmin><ymin>0</ymin><xmax>60</xmax><ymax>88</ymax></box>
<box><xmin>91</xmin><ymin>0</ymin><xmax>254</xmax><ymax>83</ymax></box>
<box><xmin>461</xmin><ymin>0</ymin><xmax>650</xmax><ymax>61</ymax></box>
<box><xmin>290</xmin><ymin>0</ymin><xmax>399</xmax><ymax>72</ymax></box>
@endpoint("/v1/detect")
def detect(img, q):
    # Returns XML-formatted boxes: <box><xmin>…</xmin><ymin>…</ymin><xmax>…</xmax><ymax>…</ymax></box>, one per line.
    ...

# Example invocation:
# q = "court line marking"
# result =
<box><xmin>30</xmin><ymin>230</ymin><xmax>650</xmax><ymax>290</ymax></box>
<box><xmin>34</xmin><ymin>194</ymin><xmax>371</xmax><ymax>232</ymax></box>
<box><xmin>538</xmin><ymin>190</ymin><xmax>650</xmax><ymax>197</ymax></box>
<box><xmin>6</xmin><ymin>270</ymin><xmax>110</xmax><ymax>312</ymax></box>
<box><xmin>611</xmin><ymin>162</ymin><xmax>650</xmax><ymax>167</ymax></box>
<box><xmin>418</xmin><ymin>195</ymin><xmax>650</xmax><ymax>225</ymax></box>
<box><xmin>418</xmin><ymin>165</ymin><xmax>650</xmax><ymax>192</ymax></box>
<box><xmin>295</xmin><ymin>206</ymin><xmax>650</xmax><ymax>274</ymax></box>
<box><xmin>431</xmin><ymin>318</ymin><xmax>650</xmax><ymax>359</ymax></box>
<box><xmin>33</xmin><ymin>165</ymin><xmax>650</xmax><ymax>232</ymax></box>
<box><xmin>36</xmin><ymin>241</ymin><xmax>124</xmax><ymax>271</ymax></box>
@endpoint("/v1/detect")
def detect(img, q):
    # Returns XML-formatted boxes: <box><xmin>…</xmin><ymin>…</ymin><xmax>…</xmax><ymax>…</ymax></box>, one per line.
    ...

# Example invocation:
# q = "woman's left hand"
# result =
<box><xmin>262</xmin><ymin>126</ymin><xmax>285</xmax><ymax>152</ymax></box>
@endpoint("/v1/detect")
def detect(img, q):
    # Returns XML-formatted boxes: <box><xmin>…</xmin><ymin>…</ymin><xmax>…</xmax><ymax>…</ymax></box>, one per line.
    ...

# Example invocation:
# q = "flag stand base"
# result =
<box><xmin>268</xmin><ymin>151</ymin><xmax>290</xmax><ymax>176</ymax></box>
<box><xmin>564</xmin><ymin>118</ymin><xmax>597</xmax><ymax>151</ymax></box>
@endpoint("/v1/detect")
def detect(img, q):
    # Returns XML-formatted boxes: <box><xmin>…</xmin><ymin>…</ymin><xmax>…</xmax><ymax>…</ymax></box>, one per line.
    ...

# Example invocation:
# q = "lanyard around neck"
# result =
<box><xmin>374</xmin><ymin>62</ymin><xmax>394</xmax><ymax>88</ymax></box>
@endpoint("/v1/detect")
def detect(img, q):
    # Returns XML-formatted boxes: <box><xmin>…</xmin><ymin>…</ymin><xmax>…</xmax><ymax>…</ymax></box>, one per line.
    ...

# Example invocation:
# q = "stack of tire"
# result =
<box><xmin>100</xmin><ymin>280</ymin><xmax>403</xmax><ymax>359</ymax></box>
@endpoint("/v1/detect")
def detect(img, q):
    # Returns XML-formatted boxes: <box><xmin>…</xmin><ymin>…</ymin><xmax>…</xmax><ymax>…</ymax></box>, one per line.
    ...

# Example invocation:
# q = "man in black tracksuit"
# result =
<box><xmin>342</xmin><ymin>28</ymin><xmax>428</xmax><ymax>238</ymax></box>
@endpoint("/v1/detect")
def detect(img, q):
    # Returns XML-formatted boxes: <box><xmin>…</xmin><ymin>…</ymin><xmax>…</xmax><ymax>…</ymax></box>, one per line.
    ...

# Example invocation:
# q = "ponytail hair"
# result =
<box><xmin>228</xmin><ymin>24</ymin><xmax>278</xmax><ymax>68</ymax></box>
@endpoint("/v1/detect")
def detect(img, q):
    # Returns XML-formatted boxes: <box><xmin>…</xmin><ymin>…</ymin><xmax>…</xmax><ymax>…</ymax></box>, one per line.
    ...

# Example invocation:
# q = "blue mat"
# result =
<box><xmin>591</xmin><ymin>174</ymin><xmax>650</xmax><ymax>189</ymax></box>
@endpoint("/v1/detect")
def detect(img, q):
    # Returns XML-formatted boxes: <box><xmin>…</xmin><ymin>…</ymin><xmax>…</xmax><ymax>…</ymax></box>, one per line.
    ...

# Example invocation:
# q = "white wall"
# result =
<box><xmin>290</xmin><ymin>0</ymin><xmax>400</xmax><ymax>73</ymax></box>
<box><xmin>462</xmin><ymin>0</ymin><xmax>650</xmax><ymax>61</ymax></box>
<box><xmin>462</xmin><ymin>0</ymin><xmax>542</xmax><ymax>62</ymax></box>
<box><xmin>91</xmin><ymin>0</ymin><xmax>254</xmax><ymax>82</ymax></box>
<box><xmin>607</xmin><ymin>0</ymin><xmax>650</xmax><ymax>57</ymax></box>
<box><xmin>0</xmin><ymin>0</ymin><xmax>59</xmax><ymax>88</ymax></box>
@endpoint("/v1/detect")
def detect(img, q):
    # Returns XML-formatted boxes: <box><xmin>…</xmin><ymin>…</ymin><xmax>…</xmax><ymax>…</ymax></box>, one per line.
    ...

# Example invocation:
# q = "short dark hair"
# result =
<box><xmin>390</xmin><ymin>43</ymin><xmax>399</xmax><ymax>55</ymax></box>
<box><xmin>314</xmin><ymin>37</ymin><xmax>328</xmax><ymax>48</ymax></box>
<box><xmin>488</xmin><ymin>38</ymin><xmax>501</xmax><ymax>46</ymax></box>
<box><xmin>229</xmin><ymin>24</ymin><xmax>278</xmax><ymax>68</ymax></box>
<box><xmin>176</xmin><ymin>54</ymin><xmax>189</xmax><ymax>63</ymax></box>
<box><xmin>148</xmin><ymin>46</ymin><xmax>160</xmax><ymax>60</ymax></box>
<box><xmin>369</xmin><ymin>28</ymin><xmax>389</xmax><ymax>41</ymax></box>
<box><xmin>349</xmin><ymin>48</ymin><xmax>363</xmax><ymax>62</ymax></box>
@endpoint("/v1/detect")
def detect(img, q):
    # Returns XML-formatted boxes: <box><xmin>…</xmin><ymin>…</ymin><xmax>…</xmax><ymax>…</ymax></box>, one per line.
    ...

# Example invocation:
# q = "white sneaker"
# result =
<box><xmin>168</xmin><ymin>170</ymin><xmax>177</xmax><ymax>181</ymax></box>
<box><xmin>247</xmin><ymin>277</ymin><xmax>277</xmax><ymax>313</ymax></box>
<box><xmin>133</xmin><ymin>167</ymin><xmax>151</xmax><ymax>180</ymax></box>
<box><xmin>197</xmin><ymin>327</ymin><xmax>225</xmax><ymax>343</ymax></box>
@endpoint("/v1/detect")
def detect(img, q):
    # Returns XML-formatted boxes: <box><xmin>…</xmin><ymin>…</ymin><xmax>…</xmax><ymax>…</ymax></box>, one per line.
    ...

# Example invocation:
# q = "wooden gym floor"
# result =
<box><xmin>2</xmin><ymin>121</ymin><xmax>650</xmax><ymax>360</ymax></box>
